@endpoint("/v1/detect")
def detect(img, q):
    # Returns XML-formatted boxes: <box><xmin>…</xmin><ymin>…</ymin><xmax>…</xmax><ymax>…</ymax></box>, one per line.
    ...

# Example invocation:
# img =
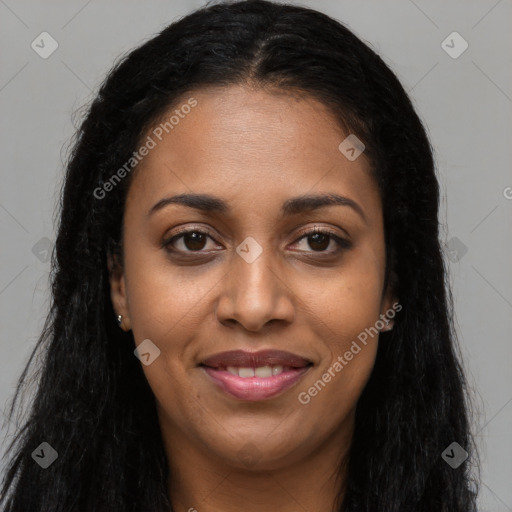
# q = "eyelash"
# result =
<box><xmin>162</xmin><ymin>226</ymin><xmax>352</xmax><ymax>256</ymax></box>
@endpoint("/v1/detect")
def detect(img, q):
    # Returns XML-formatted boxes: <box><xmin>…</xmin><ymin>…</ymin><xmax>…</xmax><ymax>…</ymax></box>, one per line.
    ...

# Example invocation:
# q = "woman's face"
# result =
<box><xmin>109</xmin><ymin>84</ymin><xmax>396</xmax><ymax>473</ymax></box>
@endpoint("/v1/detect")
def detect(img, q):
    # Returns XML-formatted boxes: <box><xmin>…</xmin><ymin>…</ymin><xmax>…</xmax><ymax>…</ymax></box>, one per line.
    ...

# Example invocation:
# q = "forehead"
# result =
<box><xmin>125</xmin><ymin>84</ymin><xmax>380</xmax><ymax>222</ymax></box>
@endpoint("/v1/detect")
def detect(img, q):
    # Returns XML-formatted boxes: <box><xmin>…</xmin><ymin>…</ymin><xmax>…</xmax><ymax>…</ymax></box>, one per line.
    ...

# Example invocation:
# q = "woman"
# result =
<box><xmin>0</xmin><ymin>1</ymin><xmax>479</xmax><ymax>510</ymax></box>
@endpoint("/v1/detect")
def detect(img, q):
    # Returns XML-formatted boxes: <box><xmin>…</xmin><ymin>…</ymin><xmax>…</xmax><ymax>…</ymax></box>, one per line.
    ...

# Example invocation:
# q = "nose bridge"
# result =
<box><xmin>216</xmin><ymin>235</ymin><xmax>294</xmax><ymax>330</ymax></box>
<box><xmin>233</xmin><ymin>236</ymin><xmax>280</xmax><ymax>311</ymax></box>
<box><xmin>236</xmin><ymin>240</ymin><xmax>276</xmax><ymax>302</ymax></box>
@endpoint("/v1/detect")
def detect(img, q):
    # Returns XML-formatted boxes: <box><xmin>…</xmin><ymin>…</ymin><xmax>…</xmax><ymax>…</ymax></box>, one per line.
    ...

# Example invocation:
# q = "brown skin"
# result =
<box><xmin>109</xmin><ymin>84</ymin><xmax>396</xmax><ymax>512</ymax></box>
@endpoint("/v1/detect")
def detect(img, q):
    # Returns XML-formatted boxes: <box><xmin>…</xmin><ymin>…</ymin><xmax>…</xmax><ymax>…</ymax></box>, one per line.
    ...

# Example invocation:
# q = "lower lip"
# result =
<box><xmin>202</xmin><ymin>366</ymin><xmax>311</xmax><ymax>401</ymax></box>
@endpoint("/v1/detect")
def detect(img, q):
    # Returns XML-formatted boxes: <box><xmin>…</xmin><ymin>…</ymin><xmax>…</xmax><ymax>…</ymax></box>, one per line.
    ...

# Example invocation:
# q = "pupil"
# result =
<box><xmin>309</xmin><ymin>233</ymin><xmax>328</xmax><ymax>251</ymax></box>
<box><xmin>184</xmin><ymin>232</ymin><xmax>206</xmax><ymax>251</ymax></box>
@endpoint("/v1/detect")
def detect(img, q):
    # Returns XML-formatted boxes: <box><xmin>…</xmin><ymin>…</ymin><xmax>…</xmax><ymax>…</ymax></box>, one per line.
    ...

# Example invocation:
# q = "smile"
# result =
<box><xmin>199</xmin><ymin>349</ymin><xmax>314</xmax><ymax>401</ymax></box>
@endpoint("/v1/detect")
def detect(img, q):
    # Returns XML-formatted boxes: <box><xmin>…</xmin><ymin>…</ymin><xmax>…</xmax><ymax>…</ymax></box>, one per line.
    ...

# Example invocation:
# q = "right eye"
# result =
<box><xmin>162</xmin><ymin>228</ymin><xmax>221</xmax><ymax>254</ymax></box>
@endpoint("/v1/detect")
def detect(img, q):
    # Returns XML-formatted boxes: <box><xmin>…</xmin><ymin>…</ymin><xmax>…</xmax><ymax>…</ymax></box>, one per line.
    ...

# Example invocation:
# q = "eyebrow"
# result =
<box><xmin>147</xmin><ymin>192</ymin><xmax>367</xmax><ymax>223</ymax></box>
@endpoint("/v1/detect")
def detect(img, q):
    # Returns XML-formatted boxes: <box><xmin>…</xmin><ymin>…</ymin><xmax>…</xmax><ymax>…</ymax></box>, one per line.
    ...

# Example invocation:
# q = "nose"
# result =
<box><xmin>215</xmin><ymin>244</ymin><xmax>295</xmax><ymax>332</ymax></box>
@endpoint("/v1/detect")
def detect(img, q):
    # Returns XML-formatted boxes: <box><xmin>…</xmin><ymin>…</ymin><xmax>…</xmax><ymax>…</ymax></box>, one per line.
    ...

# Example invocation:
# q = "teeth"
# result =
<box><xmin>239</xmin><ymin>367</ymin><xmax>255</xmax><ymax>378</ymax></box>
<box><xmin>272</xmin><ymin>365</ymin><xmax>283</xmax><ymax>375</ymax></box>
<box><xmin>225</xmin><ymin>365</ymin><xmax>287</xmax><ymax>378</ymax></box>
<box><xmin>255</xmin><ymin>366</ymin><xmax>272</xmax><ymax>378</ymax></box>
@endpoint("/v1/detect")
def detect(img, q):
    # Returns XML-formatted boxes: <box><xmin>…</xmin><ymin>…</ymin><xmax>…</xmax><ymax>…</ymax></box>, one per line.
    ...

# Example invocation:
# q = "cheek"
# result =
<box><xmin>303</xmin><ymin>255</ymin><xmax>385</xmax><ymax>344</ymax></box>
<box><xmin>297</xmin><ymin>285</ymin><xmax>381</xmax><ymax>434</ymax></box>
<box><xmin>123</xmin><ymin>242</ymin><xmax>213</xmax><ymax>341</ymax></box>
<box><xmin>297</xmin><ymin>342</ymin><xmax>377</xmax><ymax>445</ymax></box>
<box><xmin>122</xmin><ymin>248</ymin><xmax>205</xmax><ymax>417</ymax></box>
<box><xmin>122</xmin><ymin>243</ymin><xmax>220</xmax><ymax>398</ymax></box>
<box><xmin>296</xmin><ymin>254</ymin><xmax>384</xmax><ymax>413</ymax></box>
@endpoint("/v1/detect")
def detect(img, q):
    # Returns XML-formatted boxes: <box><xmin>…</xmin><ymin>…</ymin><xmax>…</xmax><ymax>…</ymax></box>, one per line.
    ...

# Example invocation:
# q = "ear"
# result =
<box><xmin>379</xmin><ymin>269</ymin><xmax>399</xmax><ymax>332</ymax></box>
<box><xmin>107</xmin><ymin>249</ymin><xmax>131</xmax><ymax>331</ymax></box>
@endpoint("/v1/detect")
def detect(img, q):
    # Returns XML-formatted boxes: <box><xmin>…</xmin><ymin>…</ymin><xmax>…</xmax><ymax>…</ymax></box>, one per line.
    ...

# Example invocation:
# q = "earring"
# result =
<box><xmin>116</xmin><ymin>314</ymin><xmax>123</xmax><ymax>327</ymax></box>
<box><xmin>383</xmin><ymin>318</ymin><xmax>393</xmax><ymax>331</ymax></box>
<box><xmin>379</xmin><ymin>316</ymin><xmax>393</xmax><ymax>332</ymax></box>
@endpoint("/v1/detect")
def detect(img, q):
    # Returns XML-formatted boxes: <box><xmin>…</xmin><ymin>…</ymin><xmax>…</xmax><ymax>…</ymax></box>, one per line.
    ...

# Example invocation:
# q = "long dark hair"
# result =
<box><xmin>0</xmin><ymin>1</ymin><xmax>479</xmax><ymax>510</ymax></box>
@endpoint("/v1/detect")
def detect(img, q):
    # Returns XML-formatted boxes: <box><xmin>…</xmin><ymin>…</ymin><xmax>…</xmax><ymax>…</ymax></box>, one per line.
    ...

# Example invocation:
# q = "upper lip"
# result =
<box><xmin>200</xmin><ymin>349</ymin><xmax>312</xmax><ymax>369</ymax></box>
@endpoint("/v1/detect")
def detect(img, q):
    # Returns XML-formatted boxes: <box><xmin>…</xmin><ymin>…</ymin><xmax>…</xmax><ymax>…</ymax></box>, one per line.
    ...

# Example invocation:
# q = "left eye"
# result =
<box><xmin>163</xmin><ymin>228</ymin><xmax>350</xmax><ymax>254</ymax></box>
<box><xmin>293</xmin><ymin>229</ymin><xmax>350</xmax><ymax>253</ymax></box>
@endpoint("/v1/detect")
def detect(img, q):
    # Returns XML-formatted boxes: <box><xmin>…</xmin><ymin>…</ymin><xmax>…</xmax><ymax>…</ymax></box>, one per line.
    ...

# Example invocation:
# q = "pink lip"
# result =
<box><xmin>202</xmin><ymin>366</ymin><xmax>311</xmax><ymax>401</ymax></box>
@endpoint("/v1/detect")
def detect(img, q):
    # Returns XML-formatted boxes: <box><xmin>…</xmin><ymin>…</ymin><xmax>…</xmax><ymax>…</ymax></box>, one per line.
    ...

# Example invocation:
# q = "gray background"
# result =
<box><xmin>1</xmin><ymin>0</ymin><xmax>511</xmax><ymax>510</ymax></box>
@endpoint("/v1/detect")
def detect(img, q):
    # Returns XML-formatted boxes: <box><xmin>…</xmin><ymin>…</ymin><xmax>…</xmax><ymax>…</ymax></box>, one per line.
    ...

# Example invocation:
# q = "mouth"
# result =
<box><xmin>199</xmin><ymin>349</ymin><xmax>313</xmax><ymax>401</ymax></box>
